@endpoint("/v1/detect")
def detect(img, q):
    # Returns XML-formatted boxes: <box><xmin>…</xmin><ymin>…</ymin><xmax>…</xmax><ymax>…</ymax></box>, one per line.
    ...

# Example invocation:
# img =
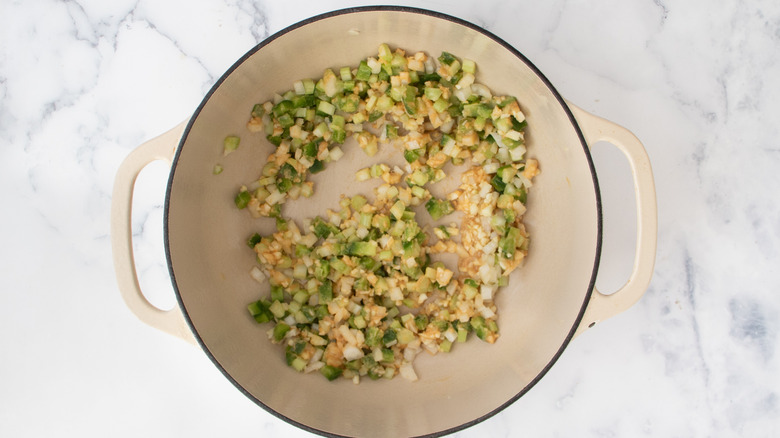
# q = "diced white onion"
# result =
<box><xmin>444</xmin><ymin>328</ymin><xmax>458</xmax><ymax>343</ymax></box>
<box><xmin>249</xmin><ymin>266</ymin><xmax>266</xmax><ymax>283</ymax></box>
<box><xmin>480</xmin><ymin>284</ymin><xmax>495</xmax><ymax>301</ymax></box>
<box><xmin>304</xmin><ymin>361</ymin><xmax>324</xmax><ymax>373</ymax></box>
<box><xmin>367</xmin><ymin>57</ymin><xmax>382</xmax><ymax>74</ymax></box>
<box><xmin>293</xmin><ymin>80</ymin><xmax>306</xmax><ymax>95</ymax></box>
<box><xmin>424</xmin><ymin>57</ymin><xmax>436</xmax><ymax>74</ymax></box>
<box><xmin>483</xmin><ymin>240</ymin><xmax>498</xmax><ymax>255</ymax></box>
<box><xmin>389</xmin><ymin>287</ymin><xmax>404</xmax><ymax>301</ymax></box>
<box><xmin>454</xmin><ymin>86</ymin><xmax>471</xmax><ymax>102</ymax></box>
<box><xmin>343</xmin><ymin>346</ymin><xmax>364</xmax><ymax>361</ymax></box>
<box><xmin>490</xmin><ymin>132</ymin><xmax>507</xmax><ymax>148</ymax></box>
<box><xmin>514</xmin><ymin>173</ymin><xmax>533</xmax><ymax>189</ymax></box>
<box><xmin>329</xmin><ymin>146</ymin><xmax>344</xmax><ymax>161</ymax></box>
<box><xmin>482</xmin><ymin>162</ymin><xmax>499</xmax><ymax>174</ymax></box>
<box><xmin>504</xmin><ymin>130</ymin><xmax>523</xmax><ymax>141</ymax></box>
<box><xmin>471</xmin><ymin>83</ymin><xmax>493</xmax><ymax>99</ymax></box>
<box><xmin>456</xmin><ymin>73</ymin><xmax>475</xmax><ymax>89</ymax></box>
<box><xmin>403</xmin><ymin>343</ymin><xmax>420</xmax><ymax>361</ymax></box>
<box><xmin>266</xmin><ymin>190</ymin><xmax>285</xmax><ymax>206</ymax></box>
<box><xmin>479</xmin><ymin>306</ymin><xmax>496</xmax><ymax>319</ymax></box>
<box><xmin>510</xmin><ymin>145</ymin><xmax>527</xmax><ymax>162</ymax></box>
<box><xmin>400</xmin><ymin>363</ymin><xmax>418</xmax><ymax>382</ymax></box>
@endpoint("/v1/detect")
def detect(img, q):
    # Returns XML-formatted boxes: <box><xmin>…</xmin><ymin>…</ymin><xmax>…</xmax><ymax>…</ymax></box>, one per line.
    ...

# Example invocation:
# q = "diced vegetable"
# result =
<box><xmin>223</xmin><ymin>136</ymin><xmax>240</xmax><ymax>156</ymax></box>
<box><xmin>425</xmin><ymin>198</ymin><xmax>454</xmax><ymax>220</ymax></box>
<box><xmin>320</xmin><ymin>365</ymin><xmax>343</xmax><ymax>381</ymax></box>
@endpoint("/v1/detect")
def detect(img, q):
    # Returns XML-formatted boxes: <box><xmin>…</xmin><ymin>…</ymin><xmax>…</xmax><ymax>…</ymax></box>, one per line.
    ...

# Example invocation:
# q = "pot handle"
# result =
<box><xmin>111</xmin><ymin>120</ymin><xmax>196</xmax><ymax>344</ymax></box>
<box><xmin>566</xmin><ymin>102</ymin><xmax>658</xmax><ymax>337</ymax></box>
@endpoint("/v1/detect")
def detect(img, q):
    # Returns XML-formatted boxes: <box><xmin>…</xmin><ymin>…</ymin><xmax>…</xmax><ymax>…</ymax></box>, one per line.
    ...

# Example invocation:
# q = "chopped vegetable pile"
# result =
<box><xmin>237</xmin><ymin>44</ymin><xmax>539</xmax><ymax>383</ymax></box>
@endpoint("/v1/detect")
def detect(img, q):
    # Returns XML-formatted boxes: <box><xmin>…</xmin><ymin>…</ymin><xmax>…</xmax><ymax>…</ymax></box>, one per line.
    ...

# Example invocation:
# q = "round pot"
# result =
<box><xmin>111</xmin><ymin>6</ymin><xmax>657</xmax><ymax>438</ymax></box>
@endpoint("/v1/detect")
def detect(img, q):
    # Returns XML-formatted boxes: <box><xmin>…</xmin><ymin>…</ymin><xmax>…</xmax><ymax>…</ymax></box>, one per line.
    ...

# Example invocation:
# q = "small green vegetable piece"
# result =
<box><xmin>247</xmin><ymin>300</ymin><xmax>273</xmax><ymax>324</ymax></box>
<box><xmin>425</xmin><ymin>198</ymin><xmax>454</xmax><ymax>220</ymax></box>
<box><xmin>273</xmin><ymin>323</ymin><xmax>291</xmax><ymax>342</ymax></box>
<box><xmin>365</xmin><ymin>326</ymin><xmax>384</xmax><ymax>347</ymax></box>
<box><xmin>320</xmin><ymin>365</ymin><xmax>343</xmax><ymax>381</ymax></box>
<box><xmin>309</xmin><ymin>160</ymin><xmax>325</xmax><ymax>174</ymax></box>
<box><xmin>438</xmin><ymin>52</ymin><xmax>457</xmax><ymax>66</ymax></box>
<box><xmin>251</xmin><ymin>104</ymin><xmax>265</xmax><ymax>118</ymax></box>
<box><xmin>234</xmin><ymin>190</ymin><xmax>251</xmax><ymax>209</ymax></box>
<box><xmin>223</xmin><ymin>136</ymin><xmax>240</xmax><ymax>156</ymax></box>
<box><xmin>470</xmin><ymin>319</ymin><xmax>486</xmax><ymax>341</ymax></box>
<box><xmin>319</xmin><ymin>280</ymin><xmax>333</xmax><ymax>303</ymax></box>
<box><xmin>247</xmin><ymin>233</ymin><xmax>262</xmax><ymax>248</ymax></box>
<box><xmin>382</xmin><ymin>329</ymin><xmax>397</xmax><ymax>346</ymax></box>
<box><xmin>404</xmin><ymin>149</ymin><xmax>421</xmax><ymax>163</ymax></box>
<box><xmin>270</xmin><ymin>285</ymin><xmax>284</xmax><ymax>302</ymax></box>
<box><xmin>346</xmin><ymin>241</ymin><xmax>377</xmax><ymax>257</ymax></box>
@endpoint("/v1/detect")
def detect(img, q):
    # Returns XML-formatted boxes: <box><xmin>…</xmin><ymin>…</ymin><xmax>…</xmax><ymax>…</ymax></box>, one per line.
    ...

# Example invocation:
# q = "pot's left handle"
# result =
<box><xmin>111</xmin><ymin>120</ymin><xmax>197</xmax><ymax>344</ymax></box>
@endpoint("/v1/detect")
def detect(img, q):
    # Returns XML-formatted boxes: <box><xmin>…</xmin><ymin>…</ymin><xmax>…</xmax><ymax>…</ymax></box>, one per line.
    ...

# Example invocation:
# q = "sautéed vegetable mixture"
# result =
<box><xmin>235</xmin><ymin>44</ymin><xmax>539</xmax><ymax>383</ymax></box>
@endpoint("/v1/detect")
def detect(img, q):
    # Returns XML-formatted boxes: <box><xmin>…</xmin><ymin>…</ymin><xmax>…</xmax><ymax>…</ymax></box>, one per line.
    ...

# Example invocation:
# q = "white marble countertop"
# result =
<box><xmin>2</xmin><ymin>0</ymin><xmax>778</xmax><ymax>437</ymax></box>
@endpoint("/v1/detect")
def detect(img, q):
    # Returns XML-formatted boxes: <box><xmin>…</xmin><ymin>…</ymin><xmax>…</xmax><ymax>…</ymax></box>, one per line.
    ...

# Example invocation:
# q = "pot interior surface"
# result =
<box><xmin>166</xmin><ymin>8</ymin><xmax>600</xmax><ymax>438</ymax></box>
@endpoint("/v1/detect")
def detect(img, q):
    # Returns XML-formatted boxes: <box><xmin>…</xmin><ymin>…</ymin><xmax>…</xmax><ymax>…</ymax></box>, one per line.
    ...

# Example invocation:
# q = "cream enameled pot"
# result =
<box><xmin>111</xmin><ymin>7</ymin><xmax>657</xmax><ymax>437</ymax></box>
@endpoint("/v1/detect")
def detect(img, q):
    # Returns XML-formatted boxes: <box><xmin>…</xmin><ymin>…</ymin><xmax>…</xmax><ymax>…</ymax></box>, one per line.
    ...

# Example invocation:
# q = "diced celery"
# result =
<box><xmin>319</xmin><ymin>280</ymin><xmax>333</xmax><ymax>303</ymax></box>
<box><xmin>359</xmin><ymin>212</ymin><xmax>373</xmax><ymax>228</ymax></box>
<box><xmin>316</xmin><ymin>100</ymin><xmax>336</xmax><ymax>116</ymax></box>
<box><xmin>490</xmin><ymin>174</ymin><xmax>507</xmax><ymax>193</ymax></box>
<box><xmin>462</xmin><ymin>58</ymin><xmax>476</xmax><ymax>74</ymax></box>
<box><xmin>351</xmin><ymin>194</ymin><xmax>367</xmax><ymax>211</ymax></box>
<box><xmin>320</xmin><ymin>365</ymin><xmax>343</xmax><ymax>381</ymax></box>
<box><xmin>290</xmin><ymin>356</ymin><xmax>307</xmax><ymax>372</ymax></box>
<box><xmin>353</xmin><ymin>315</ymin><xmax>367</xmax><ymax>329</ymax></box>
<box><xmin>365</xmin><ymin>327</ymin><xmax>384</xmax><ymax>347</ymax></box>
<box><xmin>385</xmin><ymin>124</ymin><xmax>398</xmax><ymax>140</ymax></box>
<box><xmin>331</xmin><ymin>258</ymin><xmax>349</xmax><ymax>274</ymax></box>
<box><xmin>234</xmin><ymin>190</ymin><xmax>251</xmax><ymax>209</ymax></box>
<box><xmin>378</xmin><ymin>43</ymin><xmax>393</xmax><ymax>62</ymax></box>
<box><xmin>251</xmin><ymin>104</ymin><xmax>265</xmax><ymax>118</ymax></box>
<box><xmin>425</xmin><ymin>198</ymin><xmax>453</xmax><ymax>220</ymax></box>
<box><xmin>375</xmin><ymin>95</ymin><xmax>394</xmax><ymax>112</ymax></box>
<box><xmin>223</xmin><ymin>136</ymin><xmax>240</xmax><ymax>156</ymax></box>
<box><xmin>340</xmin><ymin>66</ymin><xmax>353</xmax><ymax>81</ymax></box>
<box><xmin>404</xmin><ymin>149</ymin><xmax>420</xmax><ymax>163</ymax></box>
<box><xmin>396</xmin><ymin>328</ymin><xmax>415</xmax><ymax>345</ymax></box>
<box><xmin>424</xmin><ymin>86</ymin><xmax>442</xmax><ymax>101</ymax></box>
<box><xmin>300</xmin><ymin>78</ymin><xmax>315</xmax><ymax>94</ymax></box>
<box><xmin>356</xmin><ymin>60</ymin><xmax>372</xmax><ymax>81</ymax></box>
<box><xmin>272</xmin><ymin>322</ymin><xmax>291</xmax><ymax>341</ymax></box>
<box><xmin>270</xmin><ymin>285</ymin><xmax>284</xmax><ymax>302</ymax></box>
<box><xmin>457</xmin><ymin>326</ymin><xmax>469</xmax><ymax>342</ymax></box>
<box><xmin>438</xmin><ymin>51</ymin><xmax>457</xmax><ymax>66</ymax></box>
<box><xmin>346</xmin><ymin>241</ymin><xmax>377</xmax><ymax>257</ymax></box>
<box><xmin>470</xmin><ymin>316</ymin><xmax>488</xmax><ymax>341</ymax></box>
<box><xmin>309</xmin><ymin>160</ymin><xmax>325</xmax><ymax>174</ymax></box>
<box><xmin>382</xmin><ymin>329</ymin><xmax>397</xmax><ymax>346</ymax></box>
<box><xmin>414</xmin><ymin>315</ymin><xmax>429</xmax><ymax>332</ymax></box>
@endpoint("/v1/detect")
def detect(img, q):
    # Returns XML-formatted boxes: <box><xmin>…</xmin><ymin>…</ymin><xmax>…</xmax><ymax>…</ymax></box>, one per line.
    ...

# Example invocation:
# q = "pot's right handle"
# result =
<box><xmin>111</xmin><ymin>121</ymin><xmax>196</xmax><ymax>344</ymax></box>
<box><xmin>566</xmin><ymin>102</ymin><xmax>658</xmax><ymax>338</ymax></box>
